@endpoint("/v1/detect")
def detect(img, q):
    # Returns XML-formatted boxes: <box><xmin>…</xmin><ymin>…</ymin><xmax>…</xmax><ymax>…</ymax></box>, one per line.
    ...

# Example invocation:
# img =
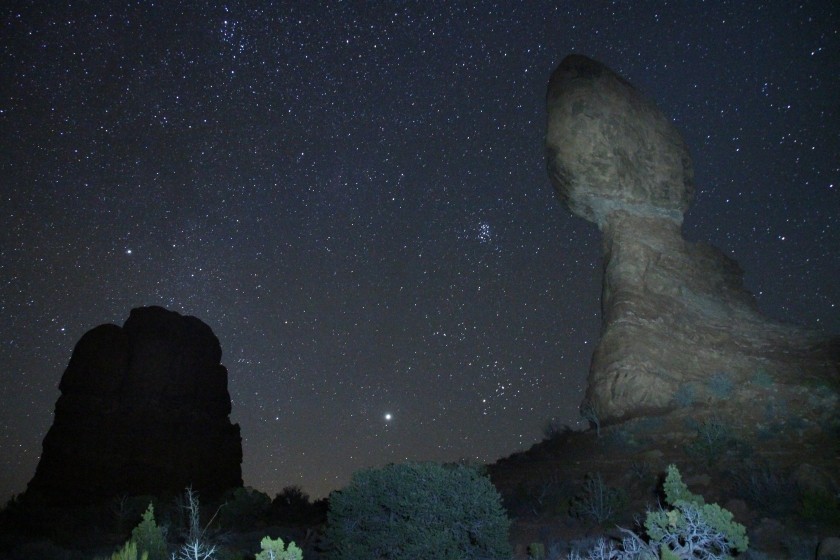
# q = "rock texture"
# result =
<box><xmin>25</xmin><ymin>306</ymin><xmax>242</xmax><ymax>506</ymax></box>
<box><xmin>546</xmin><ymin>54</ymin><xmax>839</xmax><ymax>420</ymax></box>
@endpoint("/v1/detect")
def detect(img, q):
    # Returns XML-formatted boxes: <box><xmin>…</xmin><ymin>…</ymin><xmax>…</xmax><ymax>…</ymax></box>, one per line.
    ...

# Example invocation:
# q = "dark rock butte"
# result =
<box><xmin>25</xmin><ymin>306</ymin><xmax>242</xmax><ymax>506</ymax></box>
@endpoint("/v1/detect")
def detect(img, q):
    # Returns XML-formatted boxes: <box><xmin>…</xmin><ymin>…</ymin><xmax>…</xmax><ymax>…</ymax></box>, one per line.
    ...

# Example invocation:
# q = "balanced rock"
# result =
<box><xmin>546</xmin><ymin>54</ymin><xmax>839</xmax><ymax>420</ymax></box>
<box><xmin>25</xmin><ymin>306</ymin><xmax>242</xmax><ymax>506</ymax></box>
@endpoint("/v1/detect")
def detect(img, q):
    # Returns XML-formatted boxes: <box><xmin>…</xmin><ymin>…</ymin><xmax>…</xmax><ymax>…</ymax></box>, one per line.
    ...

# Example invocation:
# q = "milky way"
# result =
<box><xmin>1</xmin><ymin>2</ymin><xmax>837</xmax><ymax>502</ymax></box>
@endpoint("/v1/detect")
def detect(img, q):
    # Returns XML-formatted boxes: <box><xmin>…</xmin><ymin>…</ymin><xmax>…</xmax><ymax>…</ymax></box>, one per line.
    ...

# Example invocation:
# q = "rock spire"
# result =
<box><xmin>546</xmin><ymin>54</ymin><xmax>838</xmax><ymax>420</ymax></box>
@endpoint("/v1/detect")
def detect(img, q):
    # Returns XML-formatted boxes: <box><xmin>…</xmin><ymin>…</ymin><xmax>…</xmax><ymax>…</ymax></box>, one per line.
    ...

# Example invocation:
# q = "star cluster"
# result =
<box><xmin>1</xmin><ymin>2</ymin><xmax>837</xmax><ymax>502</ymax></box>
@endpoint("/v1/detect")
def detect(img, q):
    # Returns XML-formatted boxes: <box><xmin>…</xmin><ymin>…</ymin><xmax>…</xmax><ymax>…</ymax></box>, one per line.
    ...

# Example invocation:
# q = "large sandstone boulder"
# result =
<box><xmin>546</xmin><ymin>54</ymin><xmax>694</xmax><ymax>226</ymax></box>
<box><xmin>24</xmin><ymin>306</ymin><xmax>243</xmax><ymax>506</ymax></box>
<box><xmin>546</xmin><ymin>54</ymin><xmax>839</xmax><ymax>420</ymax></box>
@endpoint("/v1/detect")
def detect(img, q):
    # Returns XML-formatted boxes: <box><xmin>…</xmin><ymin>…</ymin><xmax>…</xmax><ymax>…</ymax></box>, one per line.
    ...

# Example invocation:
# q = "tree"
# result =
<box><xmin>325</xmin><ymin>462</ymin><xmax>511</xmax><ymax>560</ymax></box>
<box><xmin>131</xmin><ymin>503</ymin><xmax>168</xmax><ymax>560</ymax></box>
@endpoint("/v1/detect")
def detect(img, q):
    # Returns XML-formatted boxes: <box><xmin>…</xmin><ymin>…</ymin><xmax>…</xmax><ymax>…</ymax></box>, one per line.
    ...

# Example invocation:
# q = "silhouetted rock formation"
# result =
<box><xmin>546</xmin><ymin>54</ymin><xmax>839</xmax><ymax>420</ymax></box>
<box><xmin>24</xmin><ymin>306</ymin><xmax>242</xmax><ymax>506</ymax></box>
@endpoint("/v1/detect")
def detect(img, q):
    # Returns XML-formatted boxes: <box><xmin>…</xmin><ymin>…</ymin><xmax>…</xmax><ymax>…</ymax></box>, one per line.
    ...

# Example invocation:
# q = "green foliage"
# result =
<box><xmin>688</xmin><ymin>417</ymin><xmax>732</xmax><ymax>464</ymax></box>
<box><xmin>646</xmin><ymin>465</ymin><xmax>748</xmax><ymax>557</ymax></box>
<box><xmin>528</xmin><ymin>541</ymin><xmax>546</xmax><ymax>560</ymax></box>
<box><xmin>99</xmin><ymin>504</ymin><xmax>166</xmax><ymax>560</ymax></box>
<box><xmin>110</xmin><ymin>540</ymin><xmax>149</xmax><ymax>560</ymax></box>
<box><xmin>708</xmin><ymin>371</ymin><xmax>734</xmax><ymax>398</ymax></box>
<box><xmin>569</xmin><ymin>472</ymin><xmax>626</xmax><ymax>525</ymax></box>
<box><xmin>324</xmin><ymin>462</ymin><xmax>511</xmax><ymax>560</ymax></box>
<box><xmin>271</xmin><ymin>486</ymin><xmax>326</xmax><ymax>525</ymax></box>
<box><xmin>446</xmin><ymin>458</ymin><xmax>490</xmax><ymax>476</ymax></box>
<box><xmin>255</xmin><ymin>536</ymin><xmax>303</xmax><ymax>560</ymax></box>
<box><xmin>659</xmin><ymin>544</ymin><xmax>679</xmax><ymax>560</ymax></box>
<box><xmin>219</xmin><ymin>487</ymin><xmax>271</xmax><ymax>529</ymax></box>
<box><xmin>763</xmin><ymin>397</ymin><xmax>788</xmax><ymax>423</ymax></box>
<box><xmin>751</xmin><ymin>369</ymin><xmax>773</xmax><ymax>388</ymax></box>
<box><xmin>800</xmin><ymin>490</ymin><xmax>840</xmax><ymax>525</ymax></box>
<box><xmin>273</xmin><ymin>486</ymin><xmax>310</xmax><ymax>511</ymax></box>
<box><xmin>661</xmin><ymin>464</ymin><xmax>700</xmax><ymax>504</ymax></box>
<box><xmin>567</xmin><ymin>465</ymin><xmax>748</xmax><ymax>559</ymax></box>
<box><xmin>131</xmin><ymin>503</ymin><xmax>168</xmax><ymax>560</ymax></box>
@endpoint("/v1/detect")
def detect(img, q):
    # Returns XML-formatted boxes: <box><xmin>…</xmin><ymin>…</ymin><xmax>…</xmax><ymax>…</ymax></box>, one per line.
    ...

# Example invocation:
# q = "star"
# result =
<box><xmin>0</xmin><ymin>1</ymin><xmax>835</xmax><ymax>506</ymax></box>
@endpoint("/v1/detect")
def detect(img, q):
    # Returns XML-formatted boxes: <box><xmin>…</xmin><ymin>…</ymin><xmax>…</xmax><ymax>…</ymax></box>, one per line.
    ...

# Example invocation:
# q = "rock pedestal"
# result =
<box><xmin>25</xmin><ymin>306</ymin><xmax>243</xmax><ymax>506</ymax></box>
<box><xmin>546</xmin><ymin>54</ymin><xmax>839</xmax><ymax>420</ymax></box>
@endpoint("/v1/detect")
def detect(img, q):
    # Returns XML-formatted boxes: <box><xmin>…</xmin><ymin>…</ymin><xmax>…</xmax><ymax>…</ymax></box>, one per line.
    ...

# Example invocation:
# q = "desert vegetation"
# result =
<box><xmin>1</xmin><ymin>403</ymin><xmax>839</xmax><ymax>559</ymax></box>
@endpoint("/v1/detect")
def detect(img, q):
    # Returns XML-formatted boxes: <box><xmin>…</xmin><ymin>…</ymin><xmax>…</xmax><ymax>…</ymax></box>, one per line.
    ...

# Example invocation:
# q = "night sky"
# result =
<box><xmin>1</xmin><ymin>2</ymin><xmax>838</xmax><ymax>504</ymax></box>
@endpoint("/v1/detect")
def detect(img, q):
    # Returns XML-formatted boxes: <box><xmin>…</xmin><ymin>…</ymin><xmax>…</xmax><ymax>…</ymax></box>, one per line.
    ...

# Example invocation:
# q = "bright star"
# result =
<box><xmin>384</xmin><ymin>413</ymin><xmax>392</xmax><ymax>421</ymax></box>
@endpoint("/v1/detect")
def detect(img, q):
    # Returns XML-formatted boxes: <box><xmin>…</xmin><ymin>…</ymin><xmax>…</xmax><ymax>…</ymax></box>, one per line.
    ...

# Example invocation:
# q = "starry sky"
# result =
<box><xmin>1</xmin><ymin>2</ymin><xmax>838</xmax><ymax>504</ymax></box>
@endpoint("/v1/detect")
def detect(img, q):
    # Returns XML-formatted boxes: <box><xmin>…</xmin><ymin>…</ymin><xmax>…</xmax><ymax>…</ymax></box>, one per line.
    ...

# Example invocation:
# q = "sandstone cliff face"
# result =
<box><xmin>25</xmin><ymin>306</ymin><xmax>242</xmax><ymax>506</ymax></box>
<box><xmin>546</xmin><ymin>54</ymin><xmax>839</xmax><ymax>420</ymax></box>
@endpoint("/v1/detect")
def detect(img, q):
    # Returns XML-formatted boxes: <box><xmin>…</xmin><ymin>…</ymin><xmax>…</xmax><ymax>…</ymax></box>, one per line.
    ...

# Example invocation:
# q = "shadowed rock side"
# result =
<box><xmin>24</xmin><ymin>306</ymin><xmax>243</xmax><ymax>506</ymax></box>
<box><xmin>546</xmin><ymin>54</ymin><xmax>839</xmax><ymax>420</ymax></box>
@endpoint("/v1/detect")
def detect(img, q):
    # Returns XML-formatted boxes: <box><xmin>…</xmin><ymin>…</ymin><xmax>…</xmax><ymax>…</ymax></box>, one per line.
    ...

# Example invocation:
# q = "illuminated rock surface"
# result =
<box><xmin>546</xmin><ymin>54</ymin><xmax>839</xmax><ymax>419</ymax></box>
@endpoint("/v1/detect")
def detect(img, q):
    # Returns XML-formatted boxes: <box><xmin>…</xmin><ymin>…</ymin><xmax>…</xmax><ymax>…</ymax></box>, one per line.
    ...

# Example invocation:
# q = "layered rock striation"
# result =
<box><xmin>25</xmin><ymin>306</ymin><xmax>242</xmax><ymax>506</ymax></box>
<box><xmin>546</xmin><ymin>54</ymin><xmax>839</xmax><ymax>420</ymax></box>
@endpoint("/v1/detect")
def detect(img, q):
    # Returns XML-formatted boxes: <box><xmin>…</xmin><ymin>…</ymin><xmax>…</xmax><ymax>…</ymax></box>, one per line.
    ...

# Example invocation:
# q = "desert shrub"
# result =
<box><xmin>219</xmin><ymin>487</ymin><xmax>271</xmax><ymax>529</ymax></box>
<box><xmin>96</xmin><ymin>503</ymin><xmax>167</xmax><ymax>560</ymax></box>
<box><xmin>649</xmin><ymin>464</ymin><xmax>748</xmax><ymax>557</ymax></box>
<box><xmin>255</xmin><ymin>536</ymin><xmax>303</xmax><ymax>560</ymax></box>
<box><xmin>628</xmin><ymin>461</ymin><xmax>654</xmax><ymax>484</ymax></box>
<box><xmin>729</xmin><ymin>464</ymin><xmax>797</xmax><ymax>516</ymax></box>
<box><xmin>515</xmin><ymin>472</ymin><xmax>571</xmax><ymax>518</ymax></box>
<box><xmin>543</xmin><ymin>418</ymin><xmax>573</xmax><ymax>440</ymax></box>
<box><xmin>688</xmin><ymin>417</ymin><xmax>733</xmax><ymax>464</ymax></box>
<box><xmin>515</xmin><ymin>483</ymin><xmax>542</xmax><ymax>519</ymax></box>
<box><xmin>566</xmin><ymin>536</ymin><xmax>612</xmax><ymax>557</ymax></box>
<box><xmin>763</xmin><ymin>397</ymin><xmax>788</xmax><ymax>423</ymax></box>
<box><xmin>631</xmin><ymin>416</ymin><xmax>666</xmax><ymax>433</ymax></box>
<box><xmin>708</xmin><ymin>371</ymin><xmax>734</xmax><ymax>398</ymax></box>
<box><xmin>751</xmin><ymin>369</ymin><xmax>773</xmax><ymax>388</ymax></box>
<box><xmin>447</xmin><ymin>458</ymin><xmax>490</xmax><ymax>476</ymax></box>
<box><xmin>528</xmin><ymin>541</ymin><xmax>546</xmax><ymax>560</ymax></box>
<box><xmin>800</xmin><ymin>489</ymin><xmax>840</xmax><ymax>525</ymax></box>
<box><xmin>272</xmin><ymin>486</ymin><xmax>309</xmax><ymax>513</ymax></box>
<box><xmin>111</xmin><ymin>494</ymin><xmax>166</xmax><ymax>537</ymax></box>
<box><xmin>110</xmin><ymin>540</ymin><xmax>149</xmax><ymax>560</ymax></box>
<box><xmin>673</xmin><ymin>383</ymin><xmax>696</xmax><ymax>407</ymax></box>
<box><xmin>600</xmin><ymin>427</ymin><xmax>636</xmax><ymax>450</ymax></box>
<box><xmin>270</xmin><ymin>486</ymin><xmax>327</xmax><ymax>526</ymax></box>
<box><xmin>569</xmin><ymin>473</ymin><xmax>626</xmax><ymax>525</ymax></box>
<box><xmin>566</xmin><ymin>465</ymin><xmax>748</xmax><ymax>560</ymax></box>
<box><xmin>580</xmin><ymin>401</ymin><xmax>601</xmax><ymax>436</ymax></box>
<box><xmin>131</xmin><ymin>503</ymin><xmax>168</xmax><ymax>560</ymax></box>
<box><xmin>324</xmin><ymin>461</ymin><xmax>511</xmax><ymax>560</ymax></box>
